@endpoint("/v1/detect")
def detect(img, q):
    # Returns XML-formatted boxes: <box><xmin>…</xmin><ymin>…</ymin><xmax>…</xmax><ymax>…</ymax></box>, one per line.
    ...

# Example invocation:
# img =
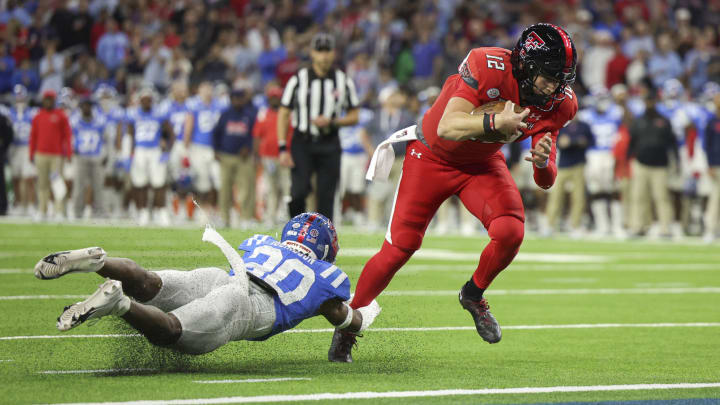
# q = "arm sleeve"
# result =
<box><xmin>281</xmin><ymin>75</ymin><xmax>298</xmax><ymax>108</ymax></box>
<box><xmin>453</xmin><ymin>51</ymin><xmax>483</xmax><ymax>106</ymax></box>
<box><xmin>532</xmin><ymin>130</ymin><xmax>558</xmax><ymax>189</ymax></box>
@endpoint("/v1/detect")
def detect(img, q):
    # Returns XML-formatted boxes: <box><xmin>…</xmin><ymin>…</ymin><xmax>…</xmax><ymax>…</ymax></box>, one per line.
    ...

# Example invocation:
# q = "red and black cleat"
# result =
<box><xmin>458</xmin><ymin>289</ymin><xmax>502</xmax><ymax>343</ymax></box>
<box><xmin>328</xmin><ymin>329</ymin><xmax>361</xmax><ymax>363</ymax></box>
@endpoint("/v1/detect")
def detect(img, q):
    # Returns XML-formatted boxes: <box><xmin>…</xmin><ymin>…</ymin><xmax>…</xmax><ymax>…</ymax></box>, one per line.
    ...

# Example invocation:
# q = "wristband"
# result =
<box><xmin>337</xmin><ymin>303</ymin><xmax>354</xmax><ymax>329</ymax></box>
<box><xmin>278</xmin><ymin>143</ymin><xmax>287</xmax><ymax>153</ymax></box>
<box><xmin>483</xmin><ymin>113</ymin><xmax>496</xmax><ymax>134</ymax></box>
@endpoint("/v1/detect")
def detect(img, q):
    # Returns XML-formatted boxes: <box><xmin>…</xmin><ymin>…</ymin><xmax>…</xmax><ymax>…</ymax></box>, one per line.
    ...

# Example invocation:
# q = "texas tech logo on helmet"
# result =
<box><xmin>524</xmin><ymin>31</ymin><xmax>547</xmax><ymax>51</ymax></box>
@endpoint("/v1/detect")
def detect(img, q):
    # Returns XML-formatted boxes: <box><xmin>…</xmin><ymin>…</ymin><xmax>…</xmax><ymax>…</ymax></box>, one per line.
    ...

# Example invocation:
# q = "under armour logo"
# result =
<box><xmin>410</xmin><ymin>149</ymin><xmax>422</xmax><ymax>159</ymax></box>
<box><xmin>528</xmin><ymin>112</ymin><xmax>542</xmax><ymax>121</ymax></box>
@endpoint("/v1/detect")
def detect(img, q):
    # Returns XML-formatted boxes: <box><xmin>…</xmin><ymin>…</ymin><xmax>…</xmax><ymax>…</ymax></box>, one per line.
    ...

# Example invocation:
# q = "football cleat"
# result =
<box><xmin>34</xmin><ymin>247</ymin><xmax>106</xmax><ymax>280</ymax></box>
<box><xmin>458</xmin><ymin>289</ymin><xmax>502</xmax><ymax>344</ymax></box>
<box><xmin>328</xmin><ymin>329</ymin><xmax>360</xmax><ymax>363</ymax></box>
<box><xmin>57</xmin><ymin>279</ymin><xmax>130</xmax><ymax>331</ymax></box>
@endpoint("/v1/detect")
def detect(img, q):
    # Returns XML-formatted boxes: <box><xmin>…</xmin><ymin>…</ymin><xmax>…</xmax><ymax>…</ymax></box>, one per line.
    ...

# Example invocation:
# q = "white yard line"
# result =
<box><xmin>0</xmin><ymin>334</ymin><xmax>141</xmax><ymax>341</ymax></box>
<box><xmin>0</xmin><ymin>269</ymin><xmax>31</xmax><ymax>274</ymax></box>
<box><xmin>382</xmin><ymin>287</ymin><xmax>720</xmax><ymax>296</ymax></box>
<box><xmin>0</xmin><ymin>295</ymin><xmax>86</xmax><ymax>300</ymax></box>
<box><xmin>0</xmin><ymin>359</ymin><xmax>13</xmax><ymax>362</ymax></box>
<box><xmin>3</xmin><ymin>323</ymin><xmax>719</xmax><ymax>341</ymax></box>
<box><xmin>193</xmin><ymin>378</ymin><xmax>311</xmax><ymax>384</ymax></box>
<box><xmin>3</xmin><ymin>286</ymin><xmax>719</xmax><ymax>301</ymax></box>
<box><xmin>45</xmin><ymin>382</ymin><xmax>720</xmax><ymax>405</ymax></box>
<box><xmin>39</xmin><ymin>368</ymin><xmax>154</xmax><ymax>375</ymax></box>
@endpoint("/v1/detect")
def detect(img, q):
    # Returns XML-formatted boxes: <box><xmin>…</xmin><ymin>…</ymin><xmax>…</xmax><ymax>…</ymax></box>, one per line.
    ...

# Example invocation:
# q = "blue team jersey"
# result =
<box><xmin>684</xmin><ymin>102</ymin><xmax>713</xmax><ymax>144</ymax></box>
<box><xmin>126</xmin><ymin>106</ymin><xmax>168</xmax><ymax>148</ymax></box>
<box><xmin>578</xmin><ymin>105</ymin><xmax>623</xmax><ymax>151</ymax></box>
<box><xmin>340</xmin><ymin>109</ymin><xmax>373</xmax><ymax>155</ymax></box>
<box><xmin>161</xmin><ymin>99</ymin><xmax>189</xmax><ymax>141</ymax></box>
<box><xmin>238</xmin><ymin>235</ymin><xmax>351</xmax><ymax>340</ymax></box>
<box><xmin>71</xmin><ymin>112</ymin><xmax>107</xmax><ymax>157</ymax></box>
<box><xmin>8</xmin><ymin>106</ymin><xmax>36</xmax><ymax>146</ymax></box>
<box><xmin>189</xmin><ymin>98</ymin><xmax>224</xmax><ymax>146</ymax></box>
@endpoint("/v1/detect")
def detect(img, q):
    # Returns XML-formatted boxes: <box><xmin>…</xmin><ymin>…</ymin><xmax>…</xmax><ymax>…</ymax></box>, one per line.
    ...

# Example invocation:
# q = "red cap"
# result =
<box><xmin>267</xmin><ymin>87</ymin><xmax>283</xmax><ymax>98</ymax></box>
<box><xmin>42</xmin><ymin>90</ymin><xmax>57</xmax><ymax>99</ymax></box>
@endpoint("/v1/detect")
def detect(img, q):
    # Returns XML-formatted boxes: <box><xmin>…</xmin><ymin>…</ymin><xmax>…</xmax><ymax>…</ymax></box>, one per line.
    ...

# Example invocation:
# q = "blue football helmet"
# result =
<box><xmin>13</xmin><ymin>84</ymin><xmax>28</xmax><ymax>101</ymax></box>
<box><xmin>281</xmin><ymin>212</ymin><xmax>339</xmax><ymax>263</ymax></box>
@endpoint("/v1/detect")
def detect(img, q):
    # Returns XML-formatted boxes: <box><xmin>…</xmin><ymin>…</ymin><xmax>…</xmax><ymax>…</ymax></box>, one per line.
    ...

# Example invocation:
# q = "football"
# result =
<box><xmin>470</xmin><ymin>100</ymin><xmax>526</xmax><ymax>117</ymax></box>
<box><xmin>469</xmin><ymin>100</ymin><xmax>527</xmax><ymax>143</ymax></box>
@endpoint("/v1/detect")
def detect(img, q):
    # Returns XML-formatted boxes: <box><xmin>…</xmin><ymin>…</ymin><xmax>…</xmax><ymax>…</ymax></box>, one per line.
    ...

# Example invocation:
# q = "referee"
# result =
<box><xmin>277</xmin><ymin>33</ymin><xmax>359</xmax><ymax>221</ymax></box>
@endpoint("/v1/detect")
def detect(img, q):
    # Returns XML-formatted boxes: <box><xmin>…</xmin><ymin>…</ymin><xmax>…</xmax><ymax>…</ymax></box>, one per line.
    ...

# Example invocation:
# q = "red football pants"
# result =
<box><xmin>350</xmin><ymin>141</ymin><xmax>525</xmax><ymax>309</ymax></box>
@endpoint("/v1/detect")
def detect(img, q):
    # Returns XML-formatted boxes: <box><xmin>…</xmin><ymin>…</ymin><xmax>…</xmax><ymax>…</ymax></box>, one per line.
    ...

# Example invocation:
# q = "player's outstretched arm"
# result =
<box><xmin>318</xmin><ymin>298</ymin><xmax>381</xmax><ymax>333</ymax></box>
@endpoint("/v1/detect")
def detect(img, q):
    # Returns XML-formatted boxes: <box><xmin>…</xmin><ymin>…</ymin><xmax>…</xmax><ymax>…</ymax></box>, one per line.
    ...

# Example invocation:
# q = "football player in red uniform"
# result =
<box><xmin>328</xmin><ymin>24</ymin><xmax>580</xmax><ymax>362</ymax></box>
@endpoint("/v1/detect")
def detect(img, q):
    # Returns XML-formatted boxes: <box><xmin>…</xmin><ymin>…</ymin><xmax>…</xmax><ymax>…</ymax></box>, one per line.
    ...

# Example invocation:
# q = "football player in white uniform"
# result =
<box><xmin>579</xmin><ymin>88</ymin><xmax>625</xmax><ymax>237</ymax></box>
<box><xmin>185</xmin><ymin>81</ymin><xmax>223</xmax><ymax>214</ymax></box>
<box><xmin>34</xmin><ymin>213</ymin><xmax>381</xmax><ymax>357</ymax></box>
<box><xmin>125</xmin><ymin>87</ymin><xmax>174</xmax><ymax>226</ymax></box>
<box><xmin>7</xmin><ymin>85</ymin><xmax>37</xmax><ymax>216</ymax></box>
<box><xmin>94</xmin><ymin>85</ymin><xmax>126</xmax><ymax>217</ymax></box>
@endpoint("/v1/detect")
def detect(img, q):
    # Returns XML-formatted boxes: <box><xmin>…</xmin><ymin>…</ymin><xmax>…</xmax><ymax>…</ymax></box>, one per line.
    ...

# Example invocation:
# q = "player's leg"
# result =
<box><xmin>456</xmin><ymin>155</ymin><xmax>525</xmax><ymax>343</ymax></box>
<box><xmin>330</xmin><ymin>142</ymin><xmax>459</xmax><ymax>362</ymax></box>
<box><xmin>236</xmin><ymin>154</ymin><xmax>256</xmax><ymax>225</ymax></box>
<box><xmin>314</xmin><ymin>146</ymin><xmax>341</xmax><ymax>221</ymax></box>
<box><xmin>150</xmin><ymin>150</ymin><xmax>169</xmax><ymax>226</ymax></box>
<box><xmin>288</xmin><ymin>138</ymin><xmax>311</xmax><ymax>217</ymax></box>
<box><xmin>167</xmin><ymin>278</ymin><xmax>275</xmax><ymax>354</ymax></box>
<box><xmin>349</xmin><ymin>145</ymin><xmax>457</xmax><ymax>310</ymax></box>
<box><xmin>569</xmin><ymin>164</ymin><xmax>587</xmax><ymax>232</ymax></box>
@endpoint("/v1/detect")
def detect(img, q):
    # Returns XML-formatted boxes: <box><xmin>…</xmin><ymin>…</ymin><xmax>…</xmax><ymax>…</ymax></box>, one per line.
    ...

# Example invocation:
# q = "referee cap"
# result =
<box><xmin>311</xmin><ymin>33</ymin><xmax>335</xmax><ymax>51</ymax></box>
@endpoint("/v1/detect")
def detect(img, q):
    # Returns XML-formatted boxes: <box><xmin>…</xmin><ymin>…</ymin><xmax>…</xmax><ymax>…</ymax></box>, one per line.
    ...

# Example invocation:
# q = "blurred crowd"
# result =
<box><xmin>1</xmin><ymin>0</ymin><xmax>720</xmax><ymax>241</ymax></box>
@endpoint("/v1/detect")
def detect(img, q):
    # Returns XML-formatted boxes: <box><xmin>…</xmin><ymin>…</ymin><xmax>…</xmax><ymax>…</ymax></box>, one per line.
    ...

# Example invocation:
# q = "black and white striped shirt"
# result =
<box><xmin>281</xmin><ymin>67</ymin><xmax>359</xmax><ymax>137</ymax></box>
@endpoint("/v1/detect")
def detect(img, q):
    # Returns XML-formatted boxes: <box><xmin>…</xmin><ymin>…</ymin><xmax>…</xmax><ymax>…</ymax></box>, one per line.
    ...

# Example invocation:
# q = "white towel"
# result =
<box><xmin>365</xmin><ymin>125</ymin><xmax>418</xmax><ymax>181</ymax></box>
<box><xmin>201</xmin><ymin>225</ymin><xmax>249</xmax><ymax>296</ymax></box>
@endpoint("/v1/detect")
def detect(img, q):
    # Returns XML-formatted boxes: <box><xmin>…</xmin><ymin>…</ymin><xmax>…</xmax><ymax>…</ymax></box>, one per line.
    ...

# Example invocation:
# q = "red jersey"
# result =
<box><xmin>421</xmin><ymin>47</ymin><xmax>578</xmax><ymax>188</ymax></box>
<box><xmin>29</xmin><ymin>108</ymin><xmax>72</xmax><ymax>159</ymax></box>
<box><xmin>252</xmin><ymin>106</ymin><xmax>292</xmax><ymax>158</ymax></box>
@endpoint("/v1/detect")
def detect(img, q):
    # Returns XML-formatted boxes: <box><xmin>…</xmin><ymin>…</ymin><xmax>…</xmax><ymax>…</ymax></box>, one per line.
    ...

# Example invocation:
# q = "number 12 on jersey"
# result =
<box><xmin>486</xmin><ymin>54</ymin><xmax>505</xmax><ymax>70</ymax></box>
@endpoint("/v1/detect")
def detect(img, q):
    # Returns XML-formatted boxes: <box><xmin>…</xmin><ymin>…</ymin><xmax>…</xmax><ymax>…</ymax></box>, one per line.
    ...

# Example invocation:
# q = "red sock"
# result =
<box><xmin>350</xmin><ymin>241</ymin><xmax>413</xmax><ymax>309</ymax></box>
<box><xmin>472</xmin><ymin>215</ymin><xmax>524</xmax><ymax>289</ymax></box>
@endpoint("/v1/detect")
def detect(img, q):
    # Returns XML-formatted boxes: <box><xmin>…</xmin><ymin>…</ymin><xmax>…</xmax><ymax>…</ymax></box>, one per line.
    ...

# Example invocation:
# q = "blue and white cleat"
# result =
<box><xmin>34</xmin><ymin>247</ymin><xmax>106</xmax><ymax>280</ymax></box>
<box><xmin>57</xmin><ymin>280</ymin><xmax>130</xmax><ymax>331</ymax></box>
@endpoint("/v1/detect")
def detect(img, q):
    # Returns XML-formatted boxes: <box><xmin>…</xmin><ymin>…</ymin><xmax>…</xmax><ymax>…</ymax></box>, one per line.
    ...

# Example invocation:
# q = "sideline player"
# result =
<box><xmin>125</xmin><ymin>87</ymin><xmax>174</xmax><ymax>226</ymax></box>
<box><xmin>329</xmin><ymin>24</ymin><xmax>579</xmax><ymax>362</ymax></box>
<box><xmin>34</xmin><ymin>213</ymin><xmax>380</xmax><ymax>355</ymax></box>
<box><xmin>7</xmin><ymin>85</ymin><xmax>37</xmax><ymax>215</ymax></box>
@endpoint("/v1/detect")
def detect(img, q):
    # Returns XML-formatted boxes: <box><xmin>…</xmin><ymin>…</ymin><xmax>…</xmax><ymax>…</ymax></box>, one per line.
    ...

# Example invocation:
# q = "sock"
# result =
<box><xmin>115</xmin><ymin>295</ymin><xmax>131</xmax><ymax>316</ymax></box>
<box><xmin>462</xmin><ymin>279</ymin><xmax>485</xmax><ymax>301</ymax></box>
<box><xmin>472</xmin><ymin>215</ymin><xmax>524</xmax><ymax>289</ymax></box>
<box><xmin>350</xmin><ymin>241</ymin><xmax>413</xmax><ymax>309</ymax></box>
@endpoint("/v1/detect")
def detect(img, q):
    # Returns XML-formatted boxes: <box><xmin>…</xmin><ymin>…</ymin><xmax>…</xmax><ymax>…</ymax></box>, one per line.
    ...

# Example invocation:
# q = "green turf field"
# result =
<box><xmin>1</xmin><ymin>222</ymin><xmax>719</xmax><ymax>404</ymax></box>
